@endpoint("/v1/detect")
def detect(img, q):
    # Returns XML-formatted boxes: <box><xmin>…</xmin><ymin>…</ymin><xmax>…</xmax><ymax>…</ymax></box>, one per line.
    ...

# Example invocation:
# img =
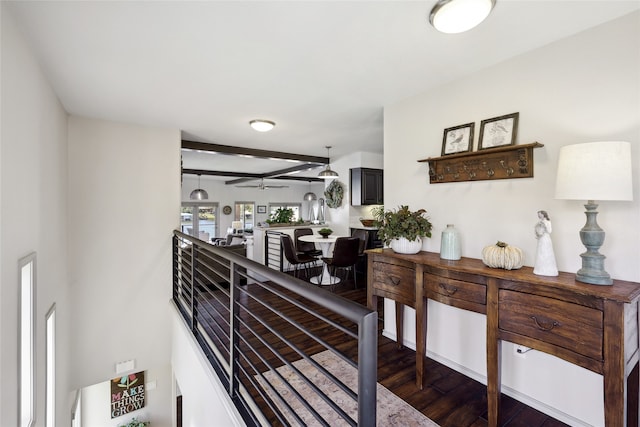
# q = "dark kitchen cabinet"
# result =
<box><xmin>350</xmin><ymin>168</ymin><xmax>383</xmax><ymax>206</ymax></box>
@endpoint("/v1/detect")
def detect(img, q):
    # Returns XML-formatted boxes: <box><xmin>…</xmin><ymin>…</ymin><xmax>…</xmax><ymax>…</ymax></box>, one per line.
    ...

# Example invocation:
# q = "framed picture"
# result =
<box><xmin>478</xmin><ymin>112</ymin><xmax>519</xmax><ymax>150</ymax></box>
<box><xmin>257</xmin><ymin>205</ymin><xmax>267</xmax><ymax>214</ymax></box>
<box><xmin>441</xmin><ymin>122</ymin><xmax>474</xmax><ymax>156</ymax></box>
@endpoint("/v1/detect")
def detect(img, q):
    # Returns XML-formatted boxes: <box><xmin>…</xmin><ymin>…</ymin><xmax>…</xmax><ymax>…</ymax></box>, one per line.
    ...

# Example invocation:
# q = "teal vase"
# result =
<box><xmin>440</xmin><ymin>224</ymin><xmax>461</xmax><ymax>260</ymax></box>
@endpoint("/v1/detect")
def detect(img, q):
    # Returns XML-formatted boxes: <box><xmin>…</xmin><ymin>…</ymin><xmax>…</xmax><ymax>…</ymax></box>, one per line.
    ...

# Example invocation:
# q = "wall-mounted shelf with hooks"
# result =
<box><xmin>418</xmin><ymin>142</ymin><xmax>544</xmax><ymax>184</ymax></box>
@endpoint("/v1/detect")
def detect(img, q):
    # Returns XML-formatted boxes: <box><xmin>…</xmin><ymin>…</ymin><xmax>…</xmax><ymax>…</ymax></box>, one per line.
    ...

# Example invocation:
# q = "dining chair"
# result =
<box><xmin>321</xmin><ymin>236</ymin><xmax>360</xmax><ymax>290</ymax></box>
<box><xmin>281</xmin><ymin>234</ymin><xmax>316</xmax><ymax>280</ymax></box>
<box><xmin>351</xmin><ymin>229</ymin><xmax>369</xmax><ymax>284</ymax></box>
<box><xmin>293</xmin><ymin>228</ymin><xmax>322</xmax><ymax>257</ymax></box>
<box><xmin>351</xmin><ymin>229</ymin><xmax>369</xmax><ymax>254</ymax></box>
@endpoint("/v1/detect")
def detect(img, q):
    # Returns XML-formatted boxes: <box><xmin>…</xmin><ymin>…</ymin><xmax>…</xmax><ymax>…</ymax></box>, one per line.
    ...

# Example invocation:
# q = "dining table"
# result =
<box><xmin>297</xmin><ymin>234</ymin><xmax>343</xmax><ymax>285</ymax></box>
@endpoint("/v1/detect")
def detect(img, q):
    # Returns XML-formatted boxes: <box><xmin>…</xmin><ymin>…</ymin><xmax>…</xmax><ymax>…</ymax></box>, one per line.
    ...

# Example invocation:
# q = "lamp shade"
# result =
<box><xmin>555</xmin><ymin>141</ymin><xmax>633</xmax><ymax>201</ymax></box>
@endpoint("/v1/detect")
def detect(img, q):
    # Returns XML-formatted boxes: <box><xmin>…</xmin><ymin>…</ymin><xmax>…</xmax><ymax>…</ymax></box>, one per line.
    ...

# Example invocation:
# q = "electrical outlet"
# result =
<box><xmin>514</xmin><ymin>345</ymin><xmax>531</xmax><ymax>358</ymax></box>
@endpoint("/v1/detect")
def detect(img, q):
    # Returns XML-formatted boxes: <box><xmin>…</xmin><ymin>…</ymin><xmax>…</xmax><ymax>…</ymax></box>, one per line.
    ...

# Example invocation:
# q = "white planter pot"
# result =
<box><xmin>390</xmin><ymin>237</ymin><xmax>422</xmax><ymax>254</ymax></box>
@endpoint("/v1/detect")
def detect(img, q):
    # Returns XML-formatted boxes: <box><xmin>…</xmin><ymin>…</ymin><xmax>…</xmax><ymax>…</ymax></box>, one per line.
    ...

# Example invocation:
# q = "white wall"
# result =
<box><xmin>383</xmin><ymin>11</ymin><xmax>640</xmax><ymax>426</ymax></box>
<box><xmin>80</xmin><ymin>364</ymin><xmax>171</xmax><ymax>427</ymax></box>
<box><xmin>181</xmin><ymin>175</ymin><xmax>325</xmax><ymax>235</ymax></box>
<box><xmin>171</xmin><ymin>306</ymin><xmax>245</xmax><ymax>427</ymax></box>
<box><xmin>1</xmin><ymin>6</ymin><xmax>71</xmax><ymax>427</ymax></box>
<box><xmin>67</xmin><ymin>117</ymin><xmax>180</xmax><ymax>426</ymax></box>
<box><xmin>323</xmin><ymin>151</ymin><xmax>384</xmax><ymax>236</ymax></box>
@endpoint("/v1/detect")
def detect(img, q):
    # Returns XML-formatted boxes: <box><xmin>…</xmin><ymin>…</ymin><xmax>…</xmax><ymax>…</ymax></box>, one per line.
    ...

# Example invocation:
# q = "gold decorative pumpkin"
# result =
<box><xmin>481</xmin><ymin>241</ymin><xmax>524</xmax><ymax>270</ymax></box>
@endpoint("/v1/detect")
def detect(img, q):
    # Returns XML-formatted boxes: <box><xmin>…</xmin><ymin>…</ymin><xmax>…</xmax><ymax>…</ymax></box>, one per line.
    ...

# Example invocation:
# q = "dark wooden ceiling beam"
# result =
<box><xmin>272</xmin><ymin>176</ymin><xmax>324</xmax><ymax>183</ymax></box>
<box><xmin>225</xmin><ymin>163</ymin><xmax>322</xmax><ymax>185</ymax></box>
<box><xmin>181</xmin><ymin>168</ymin><xmax>325</xmax><ymax>182</ymax></box>
<box><xmin>182</xmin><ymin>169</ymin><xmax>263</xmax><ymax>178</ymax></box>
<box><xmin>181</xmin><ymin>140</ymin><xmax>328</xmax><ymax>165</ymax></box>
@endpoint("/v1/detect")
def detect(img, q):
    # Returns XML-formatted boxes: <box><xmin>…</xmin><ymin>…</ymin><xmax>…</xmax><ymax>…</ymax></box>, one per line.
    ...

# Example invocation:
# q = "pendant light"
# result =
<box><xmin>303</xmin><ymin>181</ymin><xmax>317</xmax><ymax>221</ymax></box>
<box><xmin>303</xmin><ymin>179</ymin><xmax>317</xmax><ymax>202</ymax></box>
<box><xmin>318</xmin><ymin>146</ymin><xmax>339</xmax><ymax>179</ymax></box>
<box><xmin>189</xmin><ymin>174</ymin><xmax>209</xmax><ymax>200</ymax></box>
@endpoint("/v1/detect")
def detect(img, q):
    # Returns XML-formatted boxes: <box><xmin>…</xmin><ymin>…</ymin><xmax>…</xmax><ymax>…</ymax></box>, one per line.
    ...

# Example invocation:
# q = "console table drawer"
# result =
<box><xmin>371</xmin><ymin>261</ymin><xmax>415</xmax><ymax>300</ymax></box>
<box><xmin>424</xmin><ymin>275</ymin><xmax>486</xmax><ymax>306</ymax></box>
<box><xmin>499</xmin><ymin>290</ymin><xmax>603</xmax><ymax>360</ymax></box>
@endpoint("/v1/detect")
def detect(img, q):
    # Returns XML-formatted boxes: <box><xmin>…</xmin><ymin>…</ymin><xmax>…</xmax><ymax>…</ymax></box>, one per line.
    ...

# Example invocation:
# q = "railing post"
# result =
<box><xmin>264</xmin><ymin>233</ymin><xmax>269</xmax><ymax>266</ymax></box>
<box><xmin>190</xmin><ymin>243</ymin><xmax>197</xmax><ymax>331</ymax></box>
<box><xmin>358</xmin><ymin>311</ymin><xmax>378</xmax><ymax>427</ymax></box>
<box><xmin>172</xmin><ymin>235</ymin><xmax>178</xmax><ymax>302</ymax></box>
<box><xmin>228</xmin><ymin>260</ymin><xmax>239</xmax><ymax>397</ymax></box>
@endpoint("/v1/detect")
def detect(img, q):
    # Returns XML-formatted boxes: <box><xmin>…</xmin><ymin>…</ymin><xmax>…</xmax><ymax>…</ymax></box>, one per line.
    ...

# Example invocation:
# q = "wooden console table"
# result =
<box><xmin>367</xmin><ymin>249</ymin><xmax>640</xmax><ymax>426</ymax></box>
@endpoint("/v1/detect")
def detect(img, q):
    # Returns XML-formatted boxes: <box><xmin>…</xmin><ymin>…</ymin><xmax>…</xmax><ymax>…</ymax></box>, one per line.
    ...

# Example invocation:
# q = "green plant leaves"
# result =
<box><xmin>375</xmin><ymin>205</ymin><xmax>432</xmax><ymax>246</ymax></box>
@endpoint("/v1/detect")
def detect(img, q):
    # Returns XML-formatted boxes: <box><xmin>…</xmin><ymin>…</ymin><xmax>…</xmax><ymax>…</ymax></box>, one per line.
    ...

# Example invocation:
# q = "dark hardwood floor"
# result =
<box><xmin>192</xmin><ymin>263</ymin><xmax>570</xmax><ymax>426</ymax></box>
<box><xmin>293</xmin><ymin>268</ymin><xmax>570</xmax><ymax>427</ymax></box>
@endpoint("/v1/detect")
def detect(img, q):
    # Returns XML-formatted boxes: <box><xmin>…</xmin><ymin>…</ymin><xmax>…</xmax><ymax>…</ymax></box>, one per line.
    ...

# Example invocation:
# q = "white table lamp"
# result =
<box><xmin>555</xmin><ymin>141</ymin><xmax>633</xmax><ymax>285</ymax></box>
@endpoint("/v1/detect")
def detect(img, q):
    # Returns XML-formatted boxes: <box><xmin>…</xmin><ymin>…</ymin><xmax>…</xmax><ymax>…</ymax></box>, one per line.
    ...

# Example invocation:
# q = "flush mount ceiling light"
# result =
<box><xmin>249</xmin><ymin>119</ymin><xmax>275</xmax><ymax>132</ymax></box>
<box><xmin>429</xmin><ymin>0</ymin><xmax>496</xmax><ymax>34</ymax></box>
<box><xmin>318</xmin><ymin>146</ymin><xmax>339</xmax><ymax>179</ymax></box>
<box><xmin>189</xmin><ymin>174</ymin><xmax>209</xmax><ymax>200</ymax></box>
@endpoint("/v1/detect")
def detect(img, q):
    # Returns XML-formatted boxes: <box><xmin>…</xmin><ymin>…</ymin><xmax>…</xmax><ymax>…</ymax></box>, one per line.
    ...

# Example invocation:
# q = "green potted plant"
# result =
<box><xmin>118</xmin><ymin>417</ymin><xmax>149</xmax><ymax>427</ymax></box>
<box><xmin>373</xmin><ymin>205</ymin><xmax>432</xmax><ymax>254</ymax></box>
<box><xmin>266</xmin><ymin>207</ymin><xmax>295</xmax><ymax>226</ymax></box>
<box><xmin>318</xmin><ymin>227</ymin><xmax>333</xmax><ymax>238</ymax></box>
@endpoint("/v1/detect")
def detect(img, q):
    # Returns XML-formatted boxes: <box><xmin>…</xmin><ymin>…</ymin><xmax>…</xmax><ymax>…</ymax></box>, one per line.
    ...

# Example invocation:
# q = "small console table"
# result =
<box><xmin>367</xmin><ymin>249</ymin><xmax>640</xmax><ymax>426</ymax></box>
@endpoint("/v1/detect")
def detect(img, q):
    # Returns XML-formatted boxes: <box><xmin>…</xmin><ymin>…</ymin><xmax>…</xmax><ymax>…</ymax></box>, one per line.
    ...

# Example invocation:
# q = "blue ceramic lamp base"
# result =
<box><xmin>576</xmin><ymin>201</ymin><xmax>612</xmax><ymax>285</ymax></box>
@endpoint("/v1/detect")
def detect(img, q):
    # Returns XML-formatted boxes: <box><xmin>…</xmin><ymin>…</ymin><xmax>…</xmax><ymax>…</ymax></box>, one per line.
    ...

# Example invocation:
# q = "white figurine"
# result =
<box><xmin>533</xmin><ymin>210</ymin><xmax>559</xmax><ymax>276</ymax></box>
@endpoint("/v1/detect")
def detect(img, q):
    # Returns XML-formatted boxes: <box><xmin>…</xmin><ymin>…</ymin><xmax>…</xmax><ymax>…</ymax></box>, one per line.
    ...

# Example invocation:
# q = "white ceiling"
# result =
<box><xmin>6</xmin><ymin>0</ymin><xmax>639</xmax><ymax>182</ymax></box>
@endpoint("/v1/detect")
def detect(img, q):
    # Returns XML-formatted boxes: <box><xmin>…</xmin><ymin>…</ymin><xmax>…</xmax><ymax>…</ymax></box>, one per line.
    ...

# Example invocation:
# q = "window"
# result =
<box><xmin>268</xmin><ymin>203</ymin><xmax>302</xmax><ymax>222</ymax></box>
<box><xmin>234</xmin><ymin>202</ymin><xmax>255</xmax><ymax>232</ymax></box>
<box><xmin>181</xmin><ymin>203</ymin><xmax>218</xmax><ymax>240</ymax></box>
<box><xmin>46</xmin><ymin>305</ymin><xmax>56</xmax><ymax>427</ymax></box>
<box><xmin>19</xmin><ymin>253</ymin><xmax>36</xmax><ymax>427</ymax></box>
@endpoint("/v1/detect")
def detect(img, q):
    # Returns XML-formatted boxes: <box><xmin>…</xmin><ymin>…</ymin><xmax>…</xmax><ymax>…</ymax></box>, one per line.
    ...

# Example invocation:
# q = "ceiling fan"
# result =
<box><xmin>236</xmin><ymin>179</ymin><xmax>289</xmax><ymax>190</ymax></box>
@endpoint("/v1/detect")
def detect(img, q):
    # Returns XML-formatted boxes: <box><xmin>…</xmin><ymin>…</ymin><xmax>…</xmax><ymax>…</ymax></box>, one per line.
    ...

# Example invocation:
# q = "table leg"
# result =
<box><xmin>395</xmin><ymin>301</ymin><xmax>404</xmax><ymax>349</ymax></box>
<box><xmin>416</xmin><ymin>264</ymin><xmax>426</xmax><ymax>389</ymax></box>
<box><xmin>309</xmin><ymin>241</ymin><xmax>341</xmax><ymax>285</ymax></box>
<box><xmin>486</xmin><ymin>278</ymin><xmax>500</xmax><ymax>427</ymax></box>
<box><xmin>603</xmin><ymin>299</ymin><xmax>627</xmax><ymax>427</ymax></box>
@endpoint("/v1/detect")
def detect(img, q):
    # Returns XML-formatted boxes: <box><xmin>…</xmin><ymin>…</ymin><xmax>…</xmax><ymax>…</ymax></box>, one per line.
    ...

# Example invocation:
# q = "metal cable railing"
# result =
<box><xmin>172</xmin><ymin>230</ymin><xmax>378</xmax><ymax>426</ymax></box>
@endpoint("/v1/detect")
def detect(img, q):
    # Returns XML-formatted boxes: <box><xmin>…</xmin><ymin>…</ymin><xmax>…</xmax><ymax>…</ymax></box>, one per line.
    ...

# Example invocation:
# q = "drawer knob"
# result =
<box><xmin>438</xmin><ymin>282</ymin><xmax>458</xmax><ymax>296</ymax></box>
<box><xmin>387</xmin><ymin>275</ymin><xmax>401</xmax><ymax>286</ymax></box>
<box><xmin>530</xmin><ymin>316</ymin><xmax>559</xmax><ymax>332</ymax></box>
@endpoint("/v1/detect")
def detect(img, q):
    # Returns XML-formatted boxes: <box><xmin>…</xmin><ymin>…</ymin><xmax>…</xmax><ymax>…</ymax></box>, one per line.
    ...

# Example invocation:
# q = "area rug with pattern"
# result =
<box><xmin>257</xmin><ymin>350</ymin><xmax>439</xmax><ymax>426</ymax></box>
